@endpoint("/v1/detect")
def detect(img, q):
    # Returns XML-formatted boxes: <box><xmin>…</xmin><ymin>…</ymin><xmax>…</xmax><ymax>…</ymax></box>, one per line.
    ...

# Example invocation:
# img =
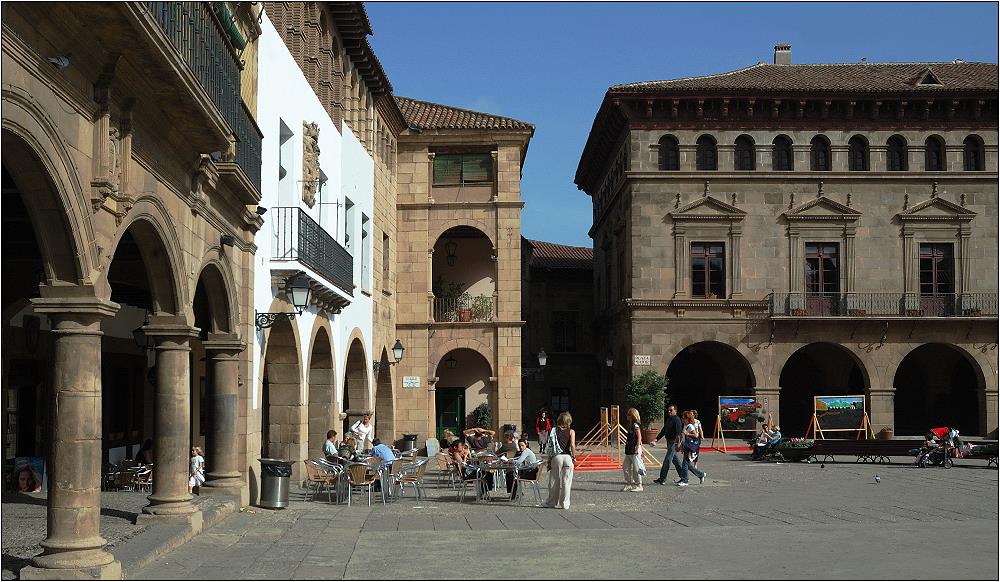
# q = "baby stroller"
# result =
<box><xmin>913</xmin><ymin>426</ymin><xmax>957</xmax><ymax>468</ymax></box>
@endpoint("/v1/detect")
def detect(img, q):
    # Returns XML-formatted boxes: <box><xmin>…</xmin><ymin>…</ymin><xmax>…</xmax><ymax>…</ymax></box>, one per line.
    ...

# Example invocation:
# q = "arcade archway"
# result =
<box><xmin>434</xmin><ymin>348</ymin><xmax>493</xmax><ymax>438</ymax></box>
<box><xmin>779</xmin><ymin>343</ymin><xmax>868</xmax><ymax>437</ymax></box>
<box><xmin>666</xmin><ymin>342</ymin><xmax>755</xmax><ymax>424</ymax></box>
<box><xmin>894</xmin><ymin>344</ymin><xmax>985</xmax><ymax>436</ymax></box>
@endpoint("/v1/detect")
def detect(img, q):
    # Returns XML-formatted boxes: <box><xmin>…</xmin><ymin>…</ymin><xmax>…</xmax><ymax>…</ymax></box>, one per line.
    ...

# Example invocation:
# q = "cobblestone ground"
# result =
<box><xmin>130</xmin><ymin>452</ymin><xmax>999</xmax><ymax>580</ymax></box>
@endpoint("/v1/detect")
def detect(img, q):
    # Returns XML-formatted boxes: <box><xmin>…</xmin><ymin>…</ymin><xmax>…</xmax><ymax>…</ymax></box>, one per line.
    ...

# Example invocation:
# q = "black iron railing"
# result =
<box><xmin>144</xmin><ymin>2</ymin><xmax>260</xmax><ymax>190</ymax></box>
<box><xmin>272</xmin><ymin>208</ymin><xmax>353</xmax><ymax>296</ymax></box>
<box><xmin>768</xmin><ymin>292</ymin><xmax>998</xmax><ymax>318</ymax></box>
<box><xmin>433</xmin><ymin>295</ymin><xmax>495</xmax><ymax>322</ymax></box>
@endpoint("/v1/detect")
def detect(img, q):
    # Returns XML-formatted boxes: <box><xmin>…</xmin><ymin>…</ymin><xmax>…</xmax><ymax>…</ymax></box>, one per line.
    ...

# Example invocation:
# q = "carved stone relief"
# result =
<box><xmin>302</xmin><ymin>121</ymin><xmax>320</xmax><ymax>207</ymax></box>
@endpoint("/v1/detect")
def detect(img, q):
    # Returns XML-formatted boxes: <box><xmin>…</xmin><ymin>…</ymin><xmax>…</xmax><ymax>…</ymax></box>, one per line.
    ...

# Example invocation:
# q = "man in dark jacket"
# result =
<box><xmin>652</xmin><ymin>404</ymin><xmax>685</xmax><ymax>485</ymax></box>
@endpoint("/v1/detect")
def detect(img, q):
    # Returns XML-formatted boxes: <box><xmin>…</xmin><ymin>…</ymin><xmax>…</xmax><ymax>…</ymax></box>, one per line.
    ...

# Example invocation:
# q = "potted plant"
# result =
<box><xmin>624</xmin><ymin>370</ymin><xmax>669</xmax><ymax>444</ymax></box>
<box><xmin>457</xmin><ymin>292</ymin><xmax>472</xmax><ymax>322</ymax></box>
<box><xmin>433</xmin><ymin>278</ymin><xmax>464</xmax><ymax>321</ymax></box>
<box><xmin>470</xmin><ymin>295</ymin><xmax>492</xmax><ymax>321</ymax></box>
<box><xmin>470</xmin><ymin>402</ymin><xmax>491</xmax><ymax>429</ymax></box>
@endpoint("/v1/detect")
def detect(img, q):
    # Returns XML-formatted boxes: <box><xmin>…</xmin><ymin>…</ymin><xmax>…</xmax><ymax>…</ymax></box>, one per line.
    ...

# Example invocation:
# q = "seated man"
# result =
<box><xmin>506</xmin><ymin>438</ymin><xmax>538</xmax><ymax>495</ymax></box>
<box><xmin>451</xmin><ymin>441</ymin><xmax>493</xmax><ymax>492</ymax></box>
<box><xmin>370</xmin><ymin>438</ymin><xmax>399</xmax><ymax>466</ymax></box>
<box><xmin>495</xmin><ymin>431</ymin><xmax>518</xmax><ymax>459</ymax></box>
<box><xmin>323</xmin><ymin>429</ymin><xmax>339</xmax><ymax>460</ymax></box>
<box><xmin>463</xmin><ymin>427</ymin><xmax>496</xmax><ymax>452</ymax></box>
<box><xmin>751</xmin><ymin>423</ymin><xmax>771</xmax><ymax>461</ymax></box>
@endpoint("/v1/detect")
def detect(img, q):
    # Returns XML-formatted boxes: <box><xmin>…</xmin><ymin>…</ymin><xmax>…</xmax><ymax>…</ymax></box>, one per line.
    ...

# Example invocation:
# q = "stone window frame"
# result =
<box><xmin>783</xmin><ymin>197</ymin><xmax>862</xmax><ymax>297</ymax></box>
<box><xmin>669</xmin><ymin>196</ymin><xmax>746</xmax><ymax>299</ymax></box>
<box><xmin>897</xmin><ymin>197</ymin><xmax>977</xmax><ymax>298</ymax></box>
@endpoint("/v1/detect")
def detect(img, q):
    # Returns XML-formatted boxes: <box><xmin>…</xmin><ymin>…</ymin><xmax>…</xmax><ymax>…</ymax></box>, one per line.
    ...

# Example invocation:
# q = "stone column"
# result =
<box><xmin>200</xmin><ymin>334</ymin><xmax>245</xmax><ymax>499</ymax></box>
<box><xmin>22</xmin><ymin>297</ymin><xmax>122</xmax><ymax>580</ymax></box>
<box><xmin>139</xmin><ymin>322</ymin><xmax>202</xmax><ymax>528</ymax></box>
<box><xmin>867</xmin><ymin>389</ymin><xmax>895</xmax><ymax>436</ymax></box>
<box><xmin>755</xmin><ymin>388</ymin><xmax>781</xmax><ymax>428</ymax></box>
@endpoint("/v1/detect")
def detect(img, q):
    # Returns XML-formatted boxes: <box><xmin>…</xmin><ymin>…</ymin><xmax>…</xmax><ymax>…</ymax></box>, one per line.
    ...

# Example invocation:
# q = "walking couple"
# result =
<box><xmin>652</xmin><ymin>404</ymin><xmax>707</xmax><ymax>487</ymax></box>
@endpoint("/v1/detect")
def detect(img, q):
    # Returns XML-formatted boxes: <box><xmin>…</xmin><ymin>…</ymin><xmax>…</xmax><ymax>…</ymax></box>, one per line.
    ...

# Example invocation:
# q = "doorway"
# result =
<box><xmin>435</xmin><ymin>387</ymin><xmax>465</xmax><ymax>439</ymax></box>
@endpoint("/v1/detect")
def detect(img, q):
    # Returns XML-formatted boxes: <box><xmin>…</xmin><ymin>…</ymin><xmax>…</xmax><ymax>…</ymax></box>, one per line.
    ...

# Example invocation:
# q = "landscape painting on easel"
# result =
<box><xmin>814</xmin><ymin>396</ymin><xmax>866</xmax><ymax>431</ymax></box>
<box><xmin>719</xmin><ymin>397</ymin><xmax>761</xmax><ymax>432</ymax></box>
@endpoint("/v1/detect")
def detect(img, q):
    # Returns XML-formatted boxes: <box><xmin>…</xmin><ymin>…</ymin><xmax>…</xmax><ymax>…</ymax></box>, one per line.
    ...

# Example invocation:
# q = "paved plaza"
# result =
<box><xmin>123</xmin><ymin>451</ymin><xmax>998</xmax><ymax>580</ymax></box>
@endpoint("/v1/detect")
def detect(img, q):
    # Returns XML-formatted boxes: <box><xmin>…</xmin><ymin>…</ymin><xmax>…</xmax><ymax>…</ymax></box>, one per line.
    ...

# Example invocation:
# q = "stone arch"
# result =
<box><xmin>430</xmin><ymin>337</ymin><xmax>495</xmax><ymax>377</ymax></box>
<box><xmin>306</xmin><ymin>317</ymin><xmax>337</xmax><ymax>456</ymax></box>
<box><xmin>374</xmin><ymin>346</ymin><xmax>396</xmax><ymax>442</ymax></box>
<box><xmin>893</xmin><ymin>343</ymin><xmax>988</xmax><ymax>436</ymax></box>
<box><xmin>2</xmin><ymin>95</ymin><xmax>95</xmax><ymax>284</ymax></box>
<box><xmin>102</xmin><ymin>198</ymin><xmax>188</xmax><ymax>316</ymax></box>
<box><xmin>342</xmin><ymin>328</ymin><xmax>371</xmax><ymax>436</ymax></box>
<box><xmin>665</xmin><ymin>341</ymin><xmax>758</xmax><ymax>426</ymax></box>
<box><xmin>778</xmin><ymin>342</ymin><xmax>872</xmax><ymax>437</ymax></box>
<box><xmin>192</xmin><ymin>260</ymin><xmax>235</xmax><ymax>334</ymax></box>
<box><xmin>192</xmin><ymin>248</ymin><xmax>240</xmax><ymax>333</ymax></box>
<box><xmin>260</xmin><ymin>311</ymin><xmax>304</xmax><ymax>475</ymax></box>
<box><xmin>435</xmin><ymin>348</ymin><xmax>495</xmax><ymax>435</ymax></box>
<box><xmin>431</xmin><ymin>220</ymin><xmax>496</xmax><ymax>248</ymax></box>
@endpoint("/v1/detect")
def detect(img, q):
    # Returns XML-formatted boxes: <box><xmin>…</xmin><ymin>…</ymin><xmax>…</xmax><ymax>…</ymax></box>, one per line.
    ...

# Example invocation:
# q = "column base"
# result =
<box><xmin>20</xmin><ymin>560</ymin><xmax>121</xmax><ymax>580</ymax></box>
<box><xmin>136</xmin><ymin>508</ymin><xmax>203</xmax><ymax>532</ymax></box>
<box><xmin>200</xmin><ymin>478</ymin><xmax>243</xmax><ymax>500</ymax></box>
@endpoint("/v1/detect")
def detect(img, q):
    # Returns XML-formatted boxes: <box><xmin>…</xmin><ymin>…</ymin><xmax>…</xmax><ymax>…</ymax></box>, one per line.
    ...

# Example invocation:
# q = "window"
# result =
<box><xmin>551</xmin><ymin>311</ymin><xmax>578</xmax><ymax>352</ymax></box>
<box><xmin>734</xmin><ymin>135</ymin><xmax>755</xmax><ymax>171</ymax></box>
<box><xmin>360</xmin><ymin>213</ymin><xmax>370</xmax><ymax>290</ymax></box>
<box><xmin>924</xmin><ymin>136</ymin><xmax>945</xmax><ymax>171</ymax></box>
<box><xmin>278</xmin><ymin>119</ymin><xmax>294</xmax><ymax>196</ymax></box>
<box><xmin>696</xmin><ymin>135</ymin><xmax>717</xmax><ymax>170</ymax></box>
<box><xmin>919</xmin><ymin>243</ymin><xmax>954</xmax><ymax>295</ymax></box>
<box><xmin>887</xmin><ymin>136</ymin><xmax>908</xmax><ymax>171</ymax></box>
<box><xmin>617</xmin><ymin>247</ymin><xmax>626</xmax><ymax>300</ymax></box>
<box><xmin>805</xmin><ymin>243</ymin><xmax>840</xmax><ymax>294</ymax></box>
<box><xmin>658</xmin><ymin>135</ymin><xmax>679</xmax><ymax>170</ymax></box>
<box><xmin>550</xmin><ymin>388</ymin><xmax>570</xmax><ymax>415</ymax></box>
<box><xmin>381</xmin><ymin>233</ymin><xmax>390</xmax><ymax>285</ymax></box>
<box><xmin>810</xmin><ymin>136</ymin><xmax>831</xmax><ymax>171</ymax></box>
<box><xmin>690</xmin><ymin>242</ymin><xmax>725</xmax><ymax>298</ymax></box>
<box><xmin>432</xmin><ymin>153</ymin><xmax>492</xmax><ymax>185</ymax></box>
<box><xmin>963</xmin><ymin>135</ymin><xmax>984</xmax><ymax>171</ymax></box>
<box><xmin>343</xmin><ymin>197</ymin><xmax>355</xmax><ymax>249</ymax></box>
<box><xmin>848</xmin><ymin>135</ymin><xmax>869</xmax><ymax>171</ymax></box>
<box><xmin>772</xmin><ymin>136</ymin><xmax>793</xmax><ymax>171</ymax></box>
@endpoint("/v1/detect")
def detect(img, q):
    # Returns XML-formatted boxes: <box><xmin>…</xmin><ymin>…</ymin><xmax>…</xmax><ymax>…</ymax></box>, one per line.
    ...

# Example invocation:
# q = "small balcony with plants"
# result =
<box><xmin>431</xmin><ymin>226</ymin><xmax>496</xmax><ymax>323</ymax></box>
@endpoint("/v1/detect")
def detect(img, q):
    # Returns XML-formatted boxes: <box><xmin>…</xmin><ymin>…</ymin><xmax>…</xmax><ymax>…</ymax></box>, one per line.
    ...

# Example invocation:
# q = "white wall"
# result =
<box><xmin>253</xmin><ymin>13</ymin><xmax>374</xmax><ymax>419</ymax></box>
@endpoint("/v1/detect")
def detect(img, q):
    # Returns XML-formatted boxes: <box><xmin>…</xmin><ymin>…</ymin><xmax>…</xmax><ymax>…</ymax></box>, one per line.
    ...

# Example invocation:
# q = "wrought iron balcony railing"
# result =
<box><xmin>144</xmin><ymin>2</ymin><xmax>261</xmax><ymax>190</ymax></box>
<box><xmin>433</xmin><ymin>295</ymin><xmax>495</xmax><ymax>322</ymax></box>
<box><xmin>272</xmin><ymin>208</ymin><xmax>353</xmax><ymax>297</ymax></box>
<box><xmin>768</xmin><ymin>292</ymin><xmax>998</xmax><ymax>318</ymax></box>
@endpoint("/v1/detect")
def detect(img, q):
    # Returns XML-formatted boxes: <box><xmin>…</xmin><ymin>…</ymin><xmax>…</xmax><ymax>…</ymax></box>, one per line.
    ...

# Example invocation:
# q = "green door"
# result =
<box><xmin>435</xmin><ymin>388</ymin><xmax>465</xmax><ymax>439</ymax></box>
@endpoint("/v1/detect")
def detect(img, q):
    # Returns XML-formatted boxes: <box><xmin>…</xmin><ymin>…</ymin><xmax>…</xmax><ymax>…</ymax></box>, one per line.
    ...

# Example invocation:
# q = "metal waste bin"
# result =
<box><xmin>258</xmin><ymin>458</ymin><xmax>293</xmax><ymax>509</ymax></box>
<box><xmin>402</xmin><ymin>433</ymin><xmax>418</xmax><ymax>452</ymax></box>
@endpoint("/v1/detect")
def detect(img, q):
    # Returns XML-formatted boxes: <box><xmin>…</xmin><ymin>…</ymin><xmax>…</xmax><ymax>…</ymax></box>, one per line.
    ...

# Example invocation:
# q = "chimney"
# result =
<box><xmin>774</xmin><ymin>43</ymin><xmax>792</xmax><ymax>65</ymax></box>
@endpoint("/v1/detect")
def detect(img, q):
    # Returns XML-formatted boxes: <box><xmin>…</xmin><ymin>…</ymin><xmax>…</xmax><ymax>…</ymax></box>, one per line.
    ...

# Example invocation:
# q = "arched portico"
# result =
<box><xmin>778</xmin><ymin>343</ymin><xmax>870</xmax><ymax>437</ymax></box>
<box><xmin>434</xmin><ymin>348</ymin><xmax>494</xmax><ymax>438</ymax></box>
<box><xmin>665</xmin><ymin>341</ymin><xmax>757</xmax><ymax>426</ymax></box>
<box><xmin>342</xmin><ymin>333</ymin><xmax>371</xmax><ymax>440</ymax></box>
<box><xmin>894</xmin><ymin>343</ymin><xmax>987</xmax><ymax>436</ymax></box>
<box><xmin>260</xmin><ymin>313</ymin><xmax>304</xmax><ymax>479</ymax></box>
<box><xmin>374</xmin><ymin>347</ymin><xmax>396</xmax><ymax>443</ymax></box>
<box><xmin>307</xmin><ymin>322</ymin><xmax>337</xmax><ymax>457</ymax></box>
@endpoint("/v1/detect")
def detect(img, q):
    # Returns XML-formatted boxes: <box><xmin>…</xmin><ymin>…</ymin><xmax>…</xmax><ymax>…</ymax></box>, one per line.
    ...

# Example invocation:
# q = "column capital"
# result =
<box><xmin>202</xmin><ymin>332</ymin><xmax>246</xmax><ymax>355</ymax></box>
<box><xmin>30</xmin><ymin>295</ymin><xmax>119</xmax><ymax>325</ymax></box>
<box><xmin>145</xmin><ymin>321</ymin><xmax>199</xmax><ymax>350</ymax></box>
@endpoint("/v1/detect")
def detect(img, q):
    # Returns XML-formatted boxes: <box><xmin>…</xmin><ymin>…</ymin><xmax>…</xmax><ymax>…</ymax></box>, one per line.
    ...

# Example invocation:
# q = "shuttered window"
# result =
<box><xmin>433</xmin><ymin>153</ymin><xmax>492</xmax><ymax>185</ymax></box>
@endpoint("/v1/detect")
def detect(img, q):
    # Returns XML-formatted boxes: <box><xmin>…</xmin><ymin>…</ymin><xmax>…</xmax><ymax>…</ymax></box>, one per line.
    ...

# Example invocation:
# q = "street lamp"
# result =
<box><xmin>537</xmin><ymin>348</ymin><xmax>547</xmax><ymax>368</ymax></box>
<box><xmin>132</xmin><ymin>312</ymin><xmax>153</xmax><ymax>351</ymax></box>
<box><xmin>444</xmin><ymin>354</ymin><xmax>458</xmax><ymax>369</ymax></box>
<box><xmin>255</xmin><ymin>274</ymin><xmax>312</xmax><ymax>329</ymax></box>
<box><xmin>445</xmin><ymin>239</ymin><xmax>458</xmax><ymax>266</ymax></box>
<box><xmin>374</xmin><ymin>339</ymin><xmax>406</xmax><ymax>372</ymax></box>
<box><xmin>605</xmin><ymin>352</ymin><xmax>613</xmax><ymax>368</ymax></box>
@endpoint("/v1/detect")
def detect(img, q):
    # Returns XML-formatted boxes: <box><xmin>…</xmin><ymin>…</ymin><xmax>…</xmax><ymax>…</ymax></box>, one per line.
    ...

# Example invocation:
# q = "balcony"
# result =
<box><xmin>272</xmin><ymin>207</ymin><xmax>353</xmax><ymax>299</ymax></box>
<box><xmin>433</xmin><ymin>295</ymin><xmax>495</xmax><ymax>323</ymax></box>
<box><xmin>768</xmin><ymin>292</ymin><xmax>998</xmax><ymax>318</ymax></box>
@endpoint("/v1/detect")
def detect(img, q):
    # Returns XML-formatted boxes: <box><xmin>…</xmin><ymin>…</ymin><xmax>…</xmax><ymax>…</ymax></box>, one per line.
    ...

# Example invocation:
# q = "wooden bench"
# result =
<box><xmin>953</xmin><ymin>442</ymin><xmax>998</xmax><ymax>468</ymax></box>
<box><xmin>809</xmin><ymin>439</ymin><xmax>924</xmax><ymax>464</ymax></box>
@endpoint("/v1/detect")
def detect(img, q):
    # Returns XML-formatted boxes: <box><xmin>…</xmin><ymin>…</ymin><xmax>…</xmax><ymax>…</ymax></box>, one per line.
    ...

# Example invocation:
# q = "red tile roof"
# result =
<box><xmin>610</xmin><ymin>62</ymin><xmax>998</xmax><ymax>95</ymax></box>
<box><xmin>395</xmin><ymin>96</ymin><xmax>535</xmax><ymax>131</ymax></box>
<box><xmin>528</xmin><ymin>240</ymin><xmax>593</xmax><ymax>270</ymax></box>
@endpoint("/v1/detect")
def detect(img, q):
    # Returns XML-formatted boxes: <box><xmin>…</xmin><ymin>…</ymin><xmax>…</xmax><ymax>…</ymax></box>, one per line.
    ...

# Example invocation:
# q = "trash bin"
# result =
<box><xmin>402</xmin><ymin>433</ymin><xmax>418</xmax><ymax>452</ymax></box>
<box><xmin>258</xmin><ymin>458</ymin><xmax>293</xmax><ymax>509</ymax></box>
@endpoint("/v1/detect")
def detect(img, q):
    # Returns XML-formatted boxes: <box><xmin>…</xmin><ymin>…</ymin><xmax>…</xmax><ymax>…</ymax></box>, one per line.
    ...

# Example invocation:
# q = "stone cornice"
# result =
<box><xmin>626</xmin><ymin>171</ymin><xmax>999</xmax><ymax>181</ymax></box>
<box><xmin>397</xmin><ymin>201</ymin><xmax>525</xmax><ymax>211</ymax></box>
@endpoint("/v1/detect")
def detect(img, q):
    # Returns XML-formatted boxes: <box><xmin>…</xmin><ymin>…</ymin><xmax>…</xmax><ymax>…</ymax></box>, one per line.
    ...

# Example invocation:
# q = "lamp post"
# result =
<box><xmin>445</xmin><ymin>239</ymin><xmax>458</xmax><ymax>266</ymax></box>
<box><xmin>374</xmin><ymin>339</ymin><xmax>406</xmax><ymax>372</ymax></box>
<box><xmin>255</xmin><ymin>274</ymin><xmax>312</xmax><ymax>329</ymax></box>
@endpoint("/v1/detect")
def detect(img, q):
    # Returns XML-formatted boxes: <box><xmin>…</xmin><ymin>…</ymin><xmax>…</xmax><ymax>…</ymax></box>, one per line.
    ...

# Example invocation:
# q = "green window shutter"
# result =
<box><xmin>433</xmin><ymin>155</ymin><xmax>462</xmax><ymax>186</ymax></box>
<box><xmin>461</xmin><ymin>154</ymin><xmax>491</xmax><ymax>183</ymax></box>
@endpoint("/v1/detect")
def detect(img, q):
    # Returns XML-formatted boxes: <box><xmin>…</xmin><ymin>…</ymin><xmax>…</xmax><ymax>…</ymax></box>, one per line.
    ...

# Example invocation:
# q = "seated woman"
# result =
<box><xmin>505</xmin><ymin>438</ymin><xmax>538</xmax><ymax>495</ymax></box>
<box><xmin>451</xmin><ymin>441</ymin><xmax>493</xmax><ymax>493</ymax></box>
<box><xmin>751</xmin><ymin>423</ymin><xmax>772</xmax><ymax>461</ymax></box>
<box><xmin>337</xmin><ymin>436</ymin><xmax>360</xmax><ymax>463</ymax></box>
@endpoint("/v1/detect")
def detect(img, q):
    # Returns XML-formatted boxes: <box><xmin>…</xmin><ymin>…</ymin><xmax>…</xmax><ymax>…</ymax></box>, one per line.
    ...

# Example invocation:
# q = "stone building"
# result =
<box><xmin>521</xmin><ymin>239</ymin><xmax>601</xmax><ymax>434</ymax></box>
<box><xmin>393</xmin><ymin>98</ymin><xmax>534</xmax><ymax>440</ymax></box>
<box><xmin>2</xmin><ymin>2</ymin><xmax>263</xmax><ymax>577</ymax></box>
<box><xmin>576</xmin><ymin>46</ymin><xmax>999</xmax><ymax>438</ymax></box>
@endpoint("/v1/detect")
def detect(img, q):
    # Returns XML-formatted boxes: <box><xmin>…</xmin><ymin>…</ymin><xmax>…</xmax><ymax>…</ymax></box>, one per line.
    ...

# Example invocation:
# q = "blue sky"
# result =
<box><xmin>367</xmin><ymin>2</ymin><xmax>999</xmax><ymax>248</ymax></box>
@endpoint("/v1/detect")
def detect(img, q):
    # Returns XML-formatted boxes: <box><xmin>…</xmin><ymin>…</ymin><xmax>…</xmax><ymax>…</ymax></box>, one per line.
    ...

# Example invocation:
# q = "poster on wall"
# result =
<box><xmin>12</xmin><ymin>457</ymin><xmax>44</xmax><ymax>493</ymax></box>
<box><xmin>718</xmin><ymin>396</ymin><xmax>762</xmax><ymax>432</ymax></box>
<box><xmin>814</xmin><ymin>395</ymin><xmax>867</xmax><ymax>431</ymax></box>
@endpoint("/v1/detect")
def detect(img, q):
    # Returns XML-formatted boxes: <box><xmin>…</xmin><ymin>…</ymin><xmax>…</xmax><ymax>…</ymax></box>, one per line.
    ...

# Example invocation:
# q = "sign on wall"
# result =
<box><xmin>403</xmin><ymin>376</ymin><xmax>421</xmax><ymax>388</ymax></box>
<box><xmin>633</xmin><ymin>355</ymin><xmax>651</xmax><ymax>366</ymax></box>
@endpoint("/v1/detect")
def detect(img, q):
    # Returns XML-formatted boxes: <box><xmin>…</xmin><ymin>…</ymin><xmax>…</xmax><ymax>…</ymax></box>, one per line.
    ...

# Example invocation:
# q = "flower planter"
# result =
<box><xmin>775</xmin><ymin>446</ymin><xmax>815</xmax><ymax>462</ymax></box>
<box><xmin>458</xmin><ymin>308</ymin><xmax>472</xmax><ymax>322</ymax></box>
<box><xmin>848</xmin><ymin>309</ymin><xmax>867</xmax><ymax>317</ymax></box>
<box><xmin>641</xmin><ymin>428</ymin><xmax>659</xmax><ymax>445</ymax></box>
<box><xmin>905</xmin><ymin>309</ymin><xmax>923</xmax><ymax>317</ymax></box>
<box><xmin>791</xmin><ymin>308</ymin><xmax>809</xmax><ymax>316</ymax></box>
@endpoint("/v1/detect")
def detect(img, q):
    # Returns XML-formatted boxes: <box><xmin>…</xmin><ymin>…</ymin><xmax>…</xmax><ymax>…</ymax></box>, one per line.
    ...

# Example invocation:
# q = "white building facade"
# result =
<box><xmin>251</xmin><ymin>13</ymin><xmax>375</xmax><ymax>485</ymax></box>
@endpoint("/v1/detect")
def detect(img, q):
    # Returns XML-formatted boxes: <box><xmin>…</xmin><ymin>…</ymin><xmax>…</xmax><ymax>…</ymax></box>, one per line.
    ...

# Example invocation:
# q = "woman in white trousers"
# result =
<box><xmin>545</xmin><ymin>411</ymin><xmax>576</xmax><ymax>509</ymax></box>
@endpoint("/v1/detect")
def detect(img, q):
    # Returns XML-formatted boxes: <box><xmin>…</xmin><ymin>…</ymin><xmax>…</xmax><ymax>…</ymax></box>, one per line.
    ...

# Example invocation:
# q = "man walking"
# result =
<box><xmin>652</xmin><ymin>404</ymin><xmax>684</xmax><ymax>485</ymax></box>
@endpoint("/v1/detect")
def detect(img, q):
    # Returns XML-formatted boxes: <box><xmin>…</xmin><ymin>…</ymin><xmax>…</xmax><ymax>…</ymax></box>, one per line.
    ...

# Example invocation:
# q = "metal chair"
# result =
<box><xmin>304</xmin><ymin>460</ymin><xmax>339</xmax><ymax>502</ymax></box>
<box><xmin>345</xmin><ymin>463</ymin><xmax>379</xmax><ymax>506</ymax></box>
<box><xmin>512</xmin><ymin>460</ymin><xmax>546</xmax><ymax>505</ymax></box>
<box><xmin>436</xmin><ymin>453</ymin><xmax>456</xmax><ymax>488</ymax></box>
<box><xmin>394</xmin><ymin>459</ymin><xmax>428</xmax><ymax>501</ymax></box>
<box><xmin>455</xmin><ymin>462</ymin><xmax>484</xmax><ymax>502</ymax></box>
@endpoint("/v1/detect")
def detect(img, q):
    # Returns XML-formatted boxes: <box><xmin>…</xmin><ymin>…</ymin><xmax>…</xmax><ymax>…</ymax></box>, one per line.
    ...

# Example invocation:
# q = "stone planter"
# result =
<box><xmin>458</xmin><ymin>308</ymin><xmax>472</xmax><ymax>322</ymax></box>
<box><xmin>641</xmin><ymin>428</ymin><xmax>659</xmax><ymax>445</ymax></box>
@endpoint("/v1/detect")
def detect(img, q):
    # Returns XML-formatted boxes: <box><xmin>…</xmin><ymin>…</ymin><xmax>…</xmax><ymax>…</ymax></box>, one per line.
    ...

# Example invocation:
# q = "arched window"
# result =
<box><xmin>924</xmin><ymin>136</ymin><xmax>945</xmax><ymax>171</ymax></box>
<box><xmin>810</xmin><ymin>136</ymin><xmax>831</xmax><ymax>171</ymax></box>
<box><xmin>887</xmin><ymin>135</ymin><xmax>908</xmax><ymax>171</ymax></box>
<box><xmin>734</xmin><ymin>135</ymin><xmax>755</xmax><ymax>171</ymax></box>
<box><xmin>848</xmin><ymin>135</ymin><xmax>869</xmax><ymax>171</ymax></box>
<box><xmin>772</xmin><ymin>136</ymin><xmax>793</xmax><ymax>171</ymax></box>
<box><xmin>696</xmin><ymin>135</ymin><xmax>717</xmax><ymax>171</ymax></box>
<box><xmin>963</xmin><ymin>135</ymin><xmax>985</xmax><ymax>171</ymax></box>
<box><xmin>658</xmin><ymin>135</ymin><xmax>679</xmax><ymax>171</ymax></box>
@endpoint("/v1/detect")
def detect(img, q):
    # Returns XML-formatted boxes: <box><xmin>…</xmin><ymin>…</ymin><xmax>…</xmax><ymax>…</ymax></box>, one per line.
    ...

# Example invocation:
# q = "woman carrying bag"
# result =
<box><xmin>677</xmin><ymin>410</ymin><xmax>706</xmax><ymax>486</ymax></box>
<box><xmin>622</xmin><ymin>408</ymin><xmax>645</xmax><ymax>492</ymax></box>
<box><xmin>544</xmin><ymin>412</ymin><xmax>576</xmax><ymax>509</ymax></box>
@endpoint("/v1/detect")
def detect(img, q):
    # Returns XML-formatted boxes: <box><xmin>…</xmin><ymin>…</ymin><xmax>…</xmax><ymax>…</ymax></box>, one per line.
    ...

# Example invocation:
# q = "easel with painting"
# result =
<box><xmin>805</xmin><ymin>395</ymin><xmax>875</xmax><ymax>440</ymax></box>
<box><xmin>712</xmin><ymin>396</ymin><xmax>768</xmax><ymax>452</ymax></box>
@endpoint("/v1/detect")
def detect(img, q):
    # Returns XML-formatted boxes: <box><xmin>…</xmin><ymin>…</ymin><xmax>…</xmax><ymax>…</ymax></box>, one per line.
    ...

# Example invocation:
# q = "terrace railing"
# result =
<box><xmin>768</xmin><ymin>292</ymin><xmax>998</xmax><ymax>318</ymax></box>
<box><xmin>272</xmin><ymin>208</ymin><xmax>353</xmax><ymax>297</ymax></box>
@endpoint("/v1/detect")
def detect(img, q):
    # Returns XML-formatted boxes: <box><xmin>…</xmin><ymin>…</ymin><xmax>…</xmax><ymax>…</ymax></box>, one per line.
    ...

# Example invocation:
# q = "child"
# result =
<box><xmin>189</xmin><ymin>447</ymin><xmax>205</xmax><ymax>491</ymax></box>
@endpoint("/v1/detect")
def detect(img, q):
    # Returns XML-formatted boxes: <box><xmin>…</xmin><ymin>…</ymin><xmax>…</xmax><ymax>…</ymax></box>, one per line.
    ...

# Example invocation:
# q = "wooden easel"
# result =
<box><xmin>712</xmin><ymin>415</ymin><xmax>727</xmax><ymax>452</ymax></box>
<box><xmin>807</xmin><ymin>395</ymin><xmax>876</xmax><ymax>440</ymax></box>
<box><xmin>575</xmin><ymin>405</ymin><xmax>661</xmax><ymax>468</ymax></box>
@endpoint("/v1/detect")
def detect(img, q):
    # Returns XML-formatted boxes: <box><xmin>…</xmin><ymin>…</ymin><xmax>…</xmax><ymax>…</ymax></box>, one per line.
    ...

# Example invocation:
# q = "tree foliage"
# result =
<box><xmin>624</xmin><ymin>370</ymin><xmax>669</xmax><ymax>428</ymax></box>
